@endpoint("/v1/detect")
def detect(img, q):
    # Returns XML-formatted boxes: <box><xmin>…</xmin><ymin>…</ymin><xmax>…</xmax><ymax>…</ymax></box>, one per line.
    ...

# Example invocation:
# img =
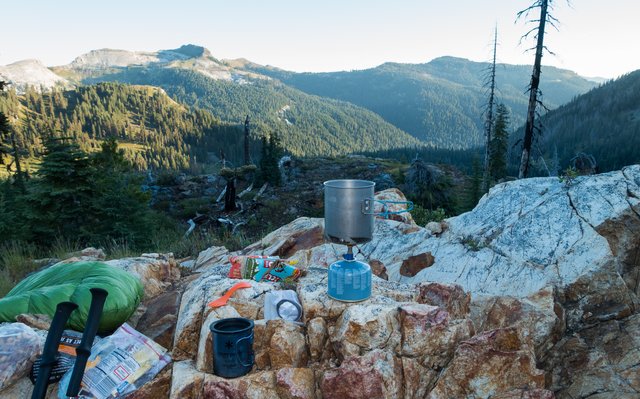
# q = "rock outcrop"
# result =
<box><xmin>0</xmin><ymin>59</ymin><xmax>70</xmax><ymax>93</ymax></box>
<box><xmin>2</xmin><ymin>167</ymin><xmax>639</xmax><ymax>398</ymax></box>
<box><xmin>168</xmin><ymin>267</ymin><xmax>486</xmax><ymax>399</ymax></box>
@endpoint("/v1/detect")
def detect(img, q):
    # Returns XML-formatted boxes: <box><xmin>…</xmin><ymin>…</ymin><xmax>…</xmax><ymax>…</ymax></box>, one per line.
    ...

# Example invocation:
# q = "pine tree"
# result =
<box><xmin>0</xmin><ymin>112</ymin><xmax>11</xmax><ymax>168</ymax></box>
<box><xmin>25</xmin><ymin>136</ymin><xmax>94</xmax><ymax>243</ymax></box>
<box><xmin>489</xmin><ymin>104</ymin><xmax>510</xmax><ymax>182</ymax></box>
<box><xmin>468</xmin><ymin>157</ymin><xmax>483</xmax><ymax>210</ymax></box>
<box><xmin>0</xmin><ymin>180</ymin><xmax>25</xmax><ymax>242</ymax></box>
<box><xmin>257</xmin><ymin>133</ymin><xmax>284</xmax><ymax>186</ymax></box>
<box><xmin>86</xmin><ymin>137</ymin><xmax>152</xmax><ymax>245</ymax></box>
<box><xmin>483</xmin><ymin>26</ymin><xmax>498</xmax><ymax>193</ymax></box>
<box><xmin>0</xmin><ymin>81</ymin><xmax>24</xmax><ymax>188</ymax></box>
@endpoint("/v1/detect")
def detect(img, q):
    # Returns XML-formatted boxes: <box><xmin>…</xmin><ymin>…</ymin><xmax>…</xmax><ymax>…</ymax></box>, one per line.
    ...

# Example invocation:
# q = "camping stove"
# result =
<box><xmin>323</xmin><ymin>179</ymin><xmax>412</xmax><ymax>302</ymax></box>
<box><xmin>327</xmin><ymin>244</ymin><xmax>372</xmax><ymax>302</ymax></box>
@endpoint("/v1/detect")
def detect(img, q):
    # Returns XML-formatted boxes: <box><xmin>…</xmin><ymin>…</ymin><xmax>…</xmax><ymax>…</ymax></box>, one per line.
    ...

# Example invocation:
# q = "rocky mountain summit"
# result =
<box><xmin>59</xmin><ymin>44</ymin><xmax>263</xmax><ymax>84</ymax></box>
<box><xmin>0</xmin><ymin>59</ymin><xmax>70</xmax><ymax>92</ymax></box>
<box><xmin>68</xmin><ymin>44</ymin><xmax>212</xmax><ymax>69</ymax></box>
<box><xmin>2</xmin><ymin>166</ymin><xmax>639</xmax><ymax>398</ymax></box>
<box><xmin>0</xmin><ymin>44</ymin><xmax>262</xmax><ymax>92</ymax></box>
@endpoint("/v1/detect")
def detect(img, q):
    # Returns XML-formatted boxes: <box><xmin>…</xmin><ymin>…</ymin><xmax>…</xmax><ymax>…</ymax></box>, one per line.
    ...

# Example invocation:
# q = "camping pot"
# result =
<box><xmin>324</xmin><ymin>180</ymin><xmax>376</xmax><ymax>244</ymax></box>
<box><xmin>324</xmin><ymin>179</ymin><xmax>414</xmax><ymax>244</ymax></box>
<box><xmin>210</xmin><ymin>318</ymin><xmax>254</xmax><ymax>378</ymax></box>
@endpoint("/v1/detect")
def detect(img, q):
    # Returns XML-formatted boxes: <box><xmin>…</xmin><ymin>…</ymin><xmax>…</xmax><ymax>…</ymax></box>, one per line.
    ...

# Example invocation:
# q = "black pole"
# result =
<box><xmin>66</xmin><ymin>288</ymin><xmax>109</xmax><ymax>397</ymax></box>
<box><xmin>31</xmin><ymin>301</ymin><xmax>78</xmax><ymax>399</ymax></box>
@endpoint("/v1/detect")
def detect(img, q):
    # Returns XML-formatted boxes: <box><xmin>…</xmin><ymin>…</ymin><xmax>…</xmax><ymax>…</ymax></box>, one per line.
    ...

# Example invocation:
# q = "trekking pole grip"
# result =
<box><xmin>31</xmin><ymin>301</ymin><xmax>78</xmax><ymax>399</ymax></box>
<box><xmin>66</xmin><ymin>288</ymin><xmax>109</xmax><ymax>397</ymax></box>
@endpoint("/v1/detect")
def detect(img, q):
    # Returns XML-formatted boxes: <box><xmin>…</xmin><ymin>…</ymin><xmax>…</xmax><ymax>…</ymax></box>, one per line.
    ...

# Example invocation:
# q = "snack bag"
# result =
<box><xmin>228</xmin><ymin>255</ymin><xmax>301</xmax><ymax>282</ymax></box>
<box><xmin>57</xmin><ymin>323</ymin><xmax>170</xmax><ymax>399</ymax></box>
<box><xmin>30</xmin><ymin>330</ymin><xmax>88</xmax><ymax>384</ymax></box>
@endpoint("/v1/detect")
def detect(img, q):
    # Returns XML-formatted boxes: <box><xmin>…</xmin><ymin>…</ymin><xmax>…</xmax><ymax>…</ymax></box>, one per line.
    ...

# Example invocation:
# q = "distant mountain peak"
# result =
<box><xmin>166</xmin><ymin>44</ymin><xmax>211</xmax><ymax>59</ymax></box>
<box><xmin>67</xmin><ymin>44</ymin><xmax>217</xmax><ymax>71</ymax></box>
<box><xmin>0</xmin><ymin>59</ymin><xmax>69</xmax><ymax>93</ymax></box>
<box><xmin>70</xmin><ymin>48</ymin><xmax>160</xmax><ymax>68</ymax></box>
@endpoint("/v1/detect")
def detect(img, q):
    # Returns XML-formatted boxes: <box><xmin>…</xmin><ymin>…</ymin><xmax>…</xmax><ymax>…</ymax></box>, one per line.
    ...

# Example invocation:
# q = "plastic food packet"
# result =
<box><xmin>228</xmin><ymin>255</ymin><xmax>301</xmax><ymax>282</ymax></box>
<box><xmin>0</xmin><ymin>322</ymin><xmax>42</xmax><ymax>390</ymax></box>
<box><xmin>57</xmin><ymin>323</ymin><xmax>171</xmax><ymax>399</ymax></box>
<box><xmin>30</xmin><ymin>330</ymin><xmax>87</xmax><ymax>384</ymax></box>
<box><xmin>264</xmin><ymin>290</ymin><xmax>303</xmax><ymax>322</ymax></box>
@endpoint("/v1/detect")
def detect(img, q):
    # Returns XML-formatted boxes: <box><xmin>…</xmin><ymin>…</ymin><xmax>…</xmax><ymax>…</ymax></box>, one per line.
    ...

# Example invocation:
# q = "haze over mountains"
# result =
<box><xmin>248</xmin><ymin>56</ymin><xmax>598</xmax><ymax>148</ymax></box>
<box><xmin>2</xmin><ymin>43</ymin><xmax>637</xmax><ymax>171</ymax></box>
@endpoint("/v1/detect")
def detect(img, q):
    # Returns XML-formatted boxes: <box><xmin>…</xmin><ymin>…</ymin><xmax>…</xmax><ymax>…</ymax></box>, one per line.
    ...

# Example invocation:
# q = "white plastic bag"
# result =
<box><xmin>0</xmin><ymin>322</ymin><xmax>42</xmax><ymax>390</ymax></box>
<box><xmin>264</xmin><ymin>290</ymin><xmax>302</xmax><ymax>322</ymax></box>
<box><xmin>57</xmin><ymin>323</ymin><xmax>170</xmax><ymax>399</ymax></box>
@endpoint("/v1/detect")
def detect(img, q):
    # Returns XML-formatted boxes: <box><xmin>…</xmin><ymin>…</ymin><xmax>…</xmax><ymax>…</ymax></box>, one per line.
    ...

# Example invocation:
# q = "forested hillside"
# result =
<box><xmin>245</xmin><ymin>56</ymin><xmax>597</xmax><ymax>149</ymax></box>
<box><xmin>0</xmin><ymin>82</ymin><xmax>254</xmax><ymax>171</ymax></box>
<box><xmin>526</xmin><ymin>70</ymin><xmax>640</xmax><ymax>173</ymax></box>
<box><xmin>70</xmin><ymin>65</ymin><xmax>425</xmax><ymax>157</ymax></box>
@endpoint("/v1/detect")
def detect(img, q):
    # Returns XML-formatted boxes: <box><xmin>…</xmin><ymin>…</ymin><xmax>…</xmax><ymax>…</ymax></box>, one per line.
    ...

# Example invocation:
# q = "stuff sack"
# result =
<box><xmin>0</xmin><ymin>261</ymin><xmax>144</xmax><ymax>334</ymax></box>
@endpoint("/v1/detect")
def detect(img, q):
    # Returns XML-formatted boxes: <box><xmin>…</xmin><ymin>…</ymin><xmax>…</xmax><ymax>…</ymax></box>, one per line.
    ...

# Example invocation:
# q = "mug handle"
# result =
<box><xmin>235</xmin><ymin>333</ymin><xmax>254</xmax><ymax>367</ymax></box>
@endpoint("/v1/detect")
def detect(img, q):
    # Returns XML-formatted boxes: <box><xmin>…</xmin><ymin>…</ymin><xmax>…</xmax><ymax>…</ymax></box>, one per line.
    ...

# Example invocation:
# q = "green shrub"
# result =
<box><xmin>156</xmin><ymin>170</ymin><xmax>179</xmax><ymax>186</ymax></box>
<box><xmin>176</xmin><ymin>197</ymin><xmax>212</xmax><ymax>219</ymax></box>
<box><xmin>411</xmin><ymin>204</ymin><xmax>447</xmax><ymax>226</ymax></box>
<box><xmin>0</xmin><ymin>241</ymin><xmax>40</xmax><ymax>297</ymax></box>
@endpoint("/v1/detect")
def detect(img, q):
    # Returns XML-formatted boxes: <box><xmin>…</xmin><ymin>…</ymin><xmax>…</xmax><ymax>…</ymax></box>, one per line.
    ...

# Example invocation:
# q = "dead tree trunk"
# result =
<box><xmin>518</xmin><ymin>0</ymin><xmax>549</xmax><ymax>179</ymax></box>
<box><xmin>244</xmin><ymin>115</ymin><xmax>250</xmax><ymax>165</ymax></box>
<box><xmin>10</xmin><ymin>131</ymin><xmax>25</xmax><ymax>191</ymax></box>
<box><xmin>483</xmin><ymin>26</ymin><xmax>498</xmax><ymax>192</ymax></box>
<box><xmin>224</xmin><ymin>178</ymin><xmax>237</xmax><ymax>212</ymax></box>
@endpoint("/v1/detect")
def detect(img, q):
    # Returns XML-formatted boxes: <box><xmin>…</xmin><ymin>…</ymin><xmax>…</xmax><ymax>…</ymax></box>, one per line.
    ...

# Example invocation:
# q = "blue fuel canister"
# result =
<box><xmin>327</xmin><ymin>253</ymin><xmax>372</xmax><ymax>302</ymax></box>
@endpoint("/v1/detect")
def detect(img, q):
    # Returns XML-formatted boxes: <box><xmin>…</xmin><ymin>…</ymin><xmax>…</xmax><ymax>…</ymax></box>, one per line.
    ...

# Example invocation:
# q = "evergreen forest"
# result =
<box><xmin>0</xmin><ymin>82</ymin><xmax>252</xmax><ymax>173</ymax></box>
<box><xmin>524</xmin><ymin>70</ymin><xmax>640</xmax><ymax>173</ymax></box>
<box><xmin>82</xmin><ymin>67</ymin><xmax>425</xmax><ymax>157</ymax></box>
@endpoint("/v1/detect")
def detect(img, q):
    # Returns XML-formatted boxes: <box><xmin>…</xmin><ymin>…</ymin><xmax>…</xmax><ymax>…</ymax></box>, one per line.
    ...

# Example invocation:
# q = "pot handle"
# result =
<box><xmin>362</xmin><ymin>199</ymin><xmax>414</xmax><ymax>218</ymax></box>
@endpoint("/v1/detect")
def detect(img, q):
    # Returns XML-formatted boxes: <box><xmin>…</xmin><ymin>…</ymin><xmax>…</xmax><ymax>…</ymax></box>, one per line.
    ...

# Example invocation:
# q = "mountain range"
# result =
<box><xmin>2</xmin><ymin>44</ymin><xmax>637</xmax><ymax>172</ymax></box>
<box><xmin>244</xmin><ymin>56</ymin><xmax>598</xmax><ymax>148</ymax></box>
<box><xmin>1</xmin><ymin>45</ymin><xmax>599</xmax><ymax>151</ymax></box>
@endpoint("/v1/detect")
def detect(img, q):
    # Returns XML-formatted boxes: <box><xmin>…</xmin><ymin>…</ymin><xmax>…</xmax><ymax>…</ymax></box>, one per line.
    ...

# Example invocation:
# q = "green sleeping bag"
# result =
<box><xmin>0</xmin><ymin>261</ymin><xmax>144</xmax><ymax>334</ymax></box>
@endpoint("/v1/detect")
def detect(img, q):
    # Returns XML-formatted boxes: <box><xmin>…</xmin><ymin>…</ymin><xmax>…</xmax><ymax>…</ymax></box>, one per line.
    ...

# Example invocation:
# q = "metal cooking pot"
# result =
<box><xmin>323</xmin><ymin>179</ymin><xmax>415</xmax><ymax>245</ymax></box>
<box><xmin>324</xmin><ymin>180</ymin><xmax>375</xmax><ymax>244</ymax></box>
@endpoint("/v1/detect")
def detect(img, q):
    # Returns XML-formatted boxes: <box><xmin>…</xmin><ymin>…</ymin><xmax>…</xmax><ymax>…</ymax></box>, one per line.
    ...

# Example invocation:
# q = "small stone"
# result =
<box><xmin>399</xmin><ymin>252</ymin><xmax>434</xmax><ymax>277</ymax></box>
<box><xmin>369</xmin><ymin>259</ymin><xmax>388</xmax><ymax>280</ymax></box>
<box><xmin>15</xmin><ymin>314</ymin><xmax>52</xmax><ymax>331</ymax></box>
<box><xmin>425</xmin><ymin>221</ymin><xmax>442</xmax><ymax>235</ymax></box>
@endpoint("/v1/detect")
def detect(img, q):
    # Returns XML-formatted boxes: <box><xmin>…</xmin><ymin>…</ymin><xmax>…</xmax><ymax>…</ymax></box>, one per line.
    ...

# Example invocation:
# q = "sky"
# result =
<box><xmin>1</xmin><ymin>0</ymin><xmax>638</xmax><ymax>79</ymax></box>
